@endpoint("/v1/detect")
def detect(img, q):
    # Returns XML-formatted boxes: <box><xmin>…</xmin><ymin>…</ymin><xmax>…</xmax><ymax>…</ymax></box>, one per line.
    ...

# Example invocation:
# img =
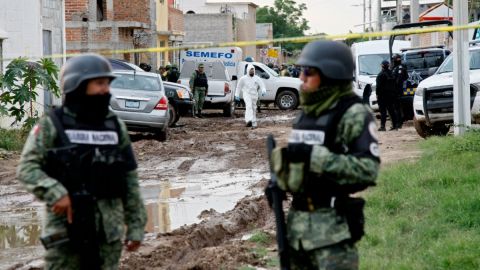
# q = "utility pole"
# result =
<box><xmin>369</xmin><ymin>0</ymin><xmax>372</xmax><ymax>31</ymax></box>
<box><xmin>377</xmin><ymin>0</ymin><xmax>382</xmax><ymax>32</ymax></box>
<box><xmin>396</xmin><ymin>0</ymin><xmax>402</xmax><ymax>24</ymax></box>
<box><xmin>363</xmin><ymin>0</ymin><xmax>367</xmax><ymax>31</ymax></box>
<box><xmin>410</xmin><ymin>0</ymin><xmax>419</xmax><ymax>46</ymax></box>
<box><xmin>453</xmin><ymin>0</ymin><xmax>471</xmax><ymax>135</ymax></box>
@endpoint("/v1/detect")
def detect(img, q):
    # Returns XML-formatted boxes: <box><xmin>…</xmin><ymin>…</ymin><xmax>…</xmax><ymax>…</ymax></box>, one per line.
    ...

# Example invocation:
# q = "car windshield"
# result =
<box><xmin>405</xmin><ymin>51</ymin><xmax>445</xmax><ymax>70</ymax></box>
<box><xmin>437</xmin><ymin>49</ymin><xmax>480</xmax><ymax>74</ymax></box>
<box><xmin>260</xmin><ymin>64</ymin><xmax>279</xmax><ymax>77</ymax></box>
<box><xmin>111</xmin><ymin>74</ymin><xmax>161</xmax><ymax>91</ymax></box>
<box><xmin>358</xmin><ymin>54</ymin><xmax>390</xmax><ymax>75</ymax></box>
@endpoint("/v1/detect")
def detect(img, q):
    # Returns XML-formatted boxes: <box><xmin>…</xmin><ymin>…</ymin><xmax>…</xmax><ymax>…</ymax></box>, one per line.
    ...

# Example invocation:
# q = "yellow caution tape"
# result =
<box><xmin>2</xmin><ymin>23</ymin><xmax>480</xmax><ymax>62</ymax></box>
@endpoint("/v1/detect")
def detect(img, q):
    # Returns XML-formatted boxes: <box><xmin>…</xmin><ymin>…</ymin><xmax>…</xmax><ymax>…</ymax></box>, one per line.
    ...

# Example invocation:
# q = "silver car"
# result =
<box><xmin>110</xmin><ymin>70</ymin><xmax>169</xmax><ymax>141</ymax></box>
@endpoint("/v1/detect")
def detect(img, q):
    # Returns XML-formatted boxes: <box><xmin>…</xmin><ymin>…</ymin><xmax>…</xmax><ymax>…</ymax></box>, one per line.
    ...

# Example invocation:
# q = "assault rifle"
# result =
<box><xmin>265</xmin><ymin>135</ymin><xmax>290</xmax><ymax>270</ymax></box>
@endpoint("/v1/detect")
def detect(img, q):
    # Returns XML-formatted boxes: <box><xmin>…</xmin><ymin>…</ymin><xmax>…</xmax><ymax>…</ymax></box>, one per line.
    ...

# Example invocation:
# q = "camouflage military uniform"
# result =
<box><xmin>17</xmin><ymin>108</ymin><xmax>147</xmax><ymax>270</ymax></box>
<box><xmin>272</xmin><ymin>84</ymin><xmax>380</xmax><ymax>270</ymax></box>
<box><xmin>189</xmin><ymin>68</ymin><xmax>208</xmax><ymax>116</ymax></box>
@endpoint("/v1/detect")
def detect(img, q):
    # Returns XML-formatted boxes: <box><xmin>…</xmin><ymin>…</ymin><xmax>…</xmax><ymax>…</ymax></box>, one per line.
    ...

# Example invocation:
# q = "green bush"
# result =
<box><xmin>0</xmin><ymin>128</ymin><xmax>28</xmax><ymax>151</ymax></box>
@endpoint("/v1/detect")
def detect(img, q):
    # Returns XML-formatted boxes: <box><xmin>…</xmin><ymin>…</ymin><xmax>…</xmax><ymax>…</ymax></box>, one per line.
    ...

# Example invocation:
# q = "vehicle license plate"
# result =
<box><xmin>125</xmin><ymin>100</ymin><xmax>140</xmax><ymax>108</ymax></box>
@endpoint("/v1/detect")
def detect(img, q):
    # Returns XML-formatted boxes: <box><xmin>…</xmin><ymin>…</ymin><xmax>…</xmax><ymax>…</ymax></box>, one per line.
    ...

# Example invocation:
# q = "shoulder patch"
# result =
<box><xmin>370</xmin><ymin>142</ymin><xmax>380</xmax><ymax>157</ymax></box>
<box><xmin>368</xmin><ymin>121</ymin><xmax>378</xmax><ymax>141</ymax></box>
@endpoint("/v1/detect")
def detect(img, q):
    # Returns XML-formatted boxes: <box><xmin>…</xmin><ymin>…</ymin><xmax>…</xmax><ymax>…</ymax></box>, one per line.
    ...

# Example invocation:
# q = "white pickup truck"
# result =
<box><xmin>413</xmin><ymin>44</ymin><xmax>480</xmax><ymax>138</ymax></box>
<box><xmin>178</xmin><ymin>60</ymin><xmax>236</xmax><ymax>116</ymax></box>
<box><xmin>180</xmin><ymin>47</ymin><xmax>302</xmax><ymax>110</ymax></box>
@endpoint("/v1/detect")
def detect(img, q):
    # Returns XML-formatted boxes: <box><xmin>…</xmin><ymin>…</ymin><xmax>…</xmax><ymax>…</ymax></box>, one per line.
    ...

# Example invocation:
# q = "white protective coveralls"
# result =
<box><xmin>234</xmin><ymin>64</ymin><xmax>267</xmax><ymax>127</ymax></box>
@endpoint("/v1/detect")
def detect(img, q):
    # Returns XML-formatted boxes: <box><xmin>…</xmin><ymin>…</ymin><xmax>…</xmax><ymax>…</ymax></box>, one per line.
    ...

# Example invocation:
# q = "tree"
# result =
<box><xmin>0</xmin><ymin>58</ymin><xmax>60</xmax><ymax>129</ymax></box>
<box><xmin>256</xmin><ymin>0</ymin><xmax>310</xmax><ymax>51</ymax></box>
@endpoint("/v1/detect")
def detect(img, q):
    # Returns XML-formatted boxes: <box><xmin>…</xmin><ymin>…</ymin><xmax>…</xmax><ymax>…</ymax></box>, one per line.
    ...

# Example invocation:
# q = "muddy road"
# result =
<box><xmin>0</xmin><ymin>109</ymin><xmax>422</xmax><ymax>269</ymax></box>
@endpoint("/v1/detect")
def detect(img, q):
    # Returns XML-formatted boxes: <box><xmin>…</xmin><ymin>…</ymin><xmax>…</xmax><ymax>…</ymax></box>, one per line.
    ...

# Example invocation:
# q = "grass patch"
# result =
<box><xmin>359</xmin><ymin>130</ymin><xmax>480</xmax><ymax>269</ymax></box>
<box><xmin>248</xmin><ymin>231</ymin><xmax>272</xmax><ymax>246</ymax></box>
<box><xmin>0</xmin><ymin>128</ymin><xmax>28</xmax><ymax>151</ymax></box>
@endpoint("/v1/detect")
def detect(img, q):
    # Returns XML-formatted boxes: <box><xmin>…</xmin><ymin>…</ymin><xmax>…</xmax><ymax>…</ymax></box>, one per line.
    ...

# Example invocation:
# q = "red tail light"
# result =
<box><xmin>154</xmin><ymin>96</ymin><xmax>168</xmax><ymax>110</ymax></box>
<box><xmin>224</xmin><ymin>82</ymin><xmax>230</xmax><ymax>94</ymax></box>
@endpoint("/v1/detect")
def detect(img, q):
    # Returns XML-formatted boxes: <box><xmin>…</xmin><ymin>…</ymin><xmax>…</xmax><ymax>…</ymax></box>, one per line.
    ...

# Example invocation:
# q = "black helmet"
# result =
<box><xmin>60</xmin><ymin>54</ymin><xmax>116</xmax><ymax>94</ymax></box>
<box><xmin>296</xmin><ymin>40</ymin><xmax>354</xmax><ymax>81</ymax></box>
<box><xmin>381</xmin><ymin>60</ymin><xmax>390</xmax><ymax>68</ymax></box>
<box><xmin>393</xmin><ymin>54</ymin><xmax>402</xmax><ymax>60</ymax></box>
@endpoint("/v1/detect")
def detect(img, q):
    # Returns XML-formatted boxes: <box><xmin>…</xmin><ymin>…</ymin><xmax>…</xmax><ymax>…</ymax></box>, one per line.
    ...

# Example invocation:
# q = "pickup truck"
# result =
<box><xmin>178</xmin><ymin>60</ymin><xmax>236</xmax><ymax>116</ymax></box>
<box><xmin>413</xmin><ymin>43</ymin><xmax>480</xmax><ymax>138</ymax></box>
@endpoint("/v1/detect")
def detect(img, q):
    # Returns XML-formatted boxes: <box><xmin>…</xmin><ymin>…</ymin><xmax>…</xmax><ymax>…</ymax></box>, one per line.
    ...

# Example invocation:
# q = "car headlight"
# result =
<box><xmin>176</xmin><ymin>89</ymin><xmax>190</xmax><ymax>99</ymax></box>
<box><xmin>415</xmin><ymin>87</ymin><xmax>425</xmax><ymax>97</ymax></box>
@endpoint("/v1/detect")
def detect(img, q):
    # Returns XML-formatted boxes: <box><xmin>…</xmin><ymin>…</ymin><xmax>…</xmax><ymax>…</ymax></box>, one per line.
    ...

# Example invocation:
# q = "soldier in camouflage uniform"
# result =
<box><xmin>189</xmin><ymin>63</ymin><xmax>209</xmax><ymax>118</ymax></box>
<box><xmin>17</xmin><ymin>54</ymin><xmax>147</xmax><ymax>270</ymax></box>
<box><xmin>271</xmin><ymin>41</ymin><xmax>380</xmax><ymax>269</ymax></box>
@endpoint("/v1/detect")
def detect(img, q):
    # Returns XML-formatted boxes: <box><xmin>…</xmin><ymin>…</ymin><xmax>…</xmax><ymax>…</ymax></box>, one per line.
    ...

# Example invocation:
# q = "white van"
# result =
<box><xmin>180</xmin><ymin>47</ymin><xmax>302</xmax><ymax>110</ymax></box>
<box><xmin>352</xmin><ymin>39</ymin><xmax>411</xmax><ymax>110</ymax></box>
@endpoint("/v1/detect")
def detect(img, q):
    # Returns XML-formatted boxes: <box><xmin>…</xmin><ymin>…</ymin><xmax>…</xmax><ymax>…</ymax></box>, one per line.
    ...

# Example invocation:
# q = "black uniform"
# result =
<box><xmin>376</xmin><ymin>68</ymin><xmax>399</xmax><ymax>130</ymax></box>
<box><xmin>392</xmin><ymin>62</ymin><xmax>408</xmax><ymax>127</ymax></box>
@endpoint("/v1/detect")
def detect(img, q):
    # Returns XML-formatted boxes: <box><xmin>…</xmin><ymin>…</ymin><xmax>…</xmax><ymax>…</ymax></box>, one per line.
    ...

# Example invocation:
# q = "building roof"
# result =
<box><xmin>206</xmin><ymin>0</ymin><xmax>258</xmax><ymax>8</ymax></box>
<box><xmin>419</xmin><ymin>3</ymin><xmax>453</xmax><ymax>21</ymax></box>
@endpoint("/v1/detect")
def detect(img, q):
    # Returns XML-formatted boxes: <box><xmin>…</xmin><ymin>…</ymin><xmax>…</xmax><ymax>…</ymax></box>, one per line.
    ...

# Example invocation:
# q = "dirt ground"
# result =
<box><xmin>0</xmin><ymin>108</ymin><xmax>422</xmax><ymax>270</ymax></box>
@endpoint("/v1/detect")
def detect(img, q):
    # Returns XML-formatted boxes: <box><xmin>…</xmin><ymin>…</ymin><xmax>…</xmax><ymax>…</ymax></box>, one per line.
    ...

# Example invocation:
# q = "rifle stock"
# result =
<box><xmin>266</xmin><ymin>135</ymin><xmax>290</xmax><ymax>270</ymax></box>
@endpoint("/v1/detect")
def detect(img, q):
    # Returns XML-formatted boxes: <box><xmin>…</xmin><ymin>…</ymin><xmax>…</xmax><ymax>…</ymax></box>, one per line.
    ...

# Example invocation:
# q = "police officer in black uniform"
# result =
<box><xmin>376</xmin><ymin>60</ymin><xmax>399</xmax><ymax>131</ymax></box>
<box><xmin>391</xmin><ymin>54</ymin><xmax>408</xmax><ymax>128</ymax></box>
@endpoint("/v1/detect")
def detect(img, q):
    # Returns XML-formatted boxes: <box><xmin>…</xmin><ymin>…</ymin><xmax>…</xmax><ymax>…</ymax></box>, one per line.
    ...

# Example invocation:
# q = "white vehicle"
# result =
<box><xmin>178</xmin><ymin>60</ymin><xmax>236</xmax><ymax>116</ymax></box>
<box><xmin>413</xmin><ymin>43</ymin><xmax>480</xmax><ymax>138</ymax></box>
<box><xmin>352</xmin><ymin>40</ymin><xmax>411</xmax><ymax>110</ymax></box>
<box><xmin>180</xmin><ymin>47</ymin><xmax>302</xmax><ymax>110</ymax></box>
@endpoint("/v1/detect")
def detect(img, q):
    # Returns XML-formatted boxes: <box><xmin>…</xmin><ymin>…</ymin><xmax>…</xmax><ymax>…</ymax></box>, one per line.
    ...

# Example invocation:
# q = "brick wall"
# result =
<box><xmin>65</xmin><ymin>0</ymin><xmax>89</xmax><ymax>21</ymax></box>
<box><xmin>114</xmin><ymin>0</ymin><xmax>150</xmax><ymax>24</ymax></box>
<box><xmin>168</xmin><ymin>7</ymin><xmax>184</xmax><ymax>32</ymax></box>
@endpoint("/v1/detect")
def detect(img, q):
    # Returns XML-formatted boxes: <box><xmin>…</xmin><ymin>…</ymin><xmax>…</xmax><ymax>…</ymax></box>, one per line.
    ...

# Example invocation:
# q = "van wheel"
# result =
<box><xmin>413</xmin><ymin>117</ymin><xmax>450</xmax><ymax>138</ymax></box>
<box><xmin>155</xmin><ymin>129</ymin><xmax>168</xmax><ymax>141</ymax></box>
<box><xmin>223</xmin><ymin>101</ymin><xmax>235</xmax><ymax>117</ymax></box>
<box><xmin>276</xmin><ymin>89</ymin><xmax>298</xmax><ymax>110</ymax></box>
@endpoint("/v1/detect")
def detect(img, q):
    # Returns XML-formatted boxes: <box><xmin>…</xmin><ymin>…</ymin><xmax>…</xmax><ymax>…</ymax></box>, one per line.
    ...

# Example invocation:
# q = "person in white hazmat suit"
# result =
<box><xmin>235</xmin><ymin>64</ymin><xmax>267</xmax><ymax>128</ymax></box>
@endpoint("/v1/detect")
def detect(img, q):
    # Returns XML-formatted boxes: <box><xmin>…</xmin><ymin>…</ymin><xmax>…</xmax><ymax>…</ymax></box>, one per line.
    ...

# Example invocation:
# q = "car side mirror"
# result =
<box><xmin>428</xmin><ymin>67</ymin><xmax>438</xmax><ymax>76</ymax></box>
<box><xmin>232</xmin><ymin>75</ymin><xmax>238</xmax><ymax>81</ymax></box>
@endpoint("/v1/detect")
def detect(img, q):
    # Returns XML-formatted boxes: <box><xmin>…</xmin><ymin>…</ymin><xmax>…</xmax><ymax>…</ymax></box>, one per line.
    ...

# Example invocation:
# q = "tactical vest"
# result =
<box><xmin>288</xmin><ymin>95</ymin><xmax>362</xmax><ymax>210</ymax></box>
<box><xmin>194</xmin><ymin>71</ymin><xmax>208</xmax><ymax>88</ymax></box>
<box><xmin>43</xmin><ymin>108</ymin><xmax>136</xmax><ymax>199</ymax></box>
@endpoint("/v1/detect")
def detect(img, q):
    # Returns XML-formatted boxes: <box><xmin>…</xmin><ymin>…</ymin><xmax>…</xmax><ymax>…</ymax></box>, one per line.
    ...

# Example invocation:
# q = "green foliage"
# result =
<box><xmin>248</xmin><ymin>231</ymin><xmax>272</xmax><ymax>246</ymax></box>
<box><xmin>359</xmin><ymin>130</ymin><xmax>480</xmax><ymax>269</ymax></box>
<box><xmin>0</xmin><ymin>128</ymin><xmax>28</xmax><ymax>151</ymax></box>
<box><xmin>256</xmin><ymin>0</ymin><xmax>310</xmax><ymax>51</ymax></box>
<box><xmin>0</xmin><ymin>58</ymin><xmax>60</xmax><ymax>128</ymax></box>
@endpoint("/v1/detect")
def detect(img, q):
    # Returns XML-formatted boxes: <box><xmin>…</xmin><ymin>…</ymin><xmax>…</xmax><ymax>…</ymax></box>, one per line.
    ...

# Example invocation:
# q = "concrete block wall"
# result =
<box><xmin>184</xmin><ymin>14</ymin><xmax>234</xmax><ymax>44</ymax></box>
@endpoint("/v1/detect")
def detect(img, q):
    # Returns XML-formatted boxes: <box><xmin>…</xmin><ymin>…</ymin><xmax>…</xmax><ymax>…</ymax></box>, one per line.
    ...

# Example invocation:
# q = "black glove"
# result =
<box><xmin>287</xmin><ymin>143</ymin><xmax>313</xmax><ymax>163</ymax></box>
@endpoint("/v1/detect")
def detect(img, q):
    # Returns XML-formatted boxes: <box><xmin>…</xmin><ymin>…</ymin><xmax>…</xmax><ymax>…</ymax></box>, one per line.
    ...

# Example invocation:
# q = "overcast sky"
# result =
<box><xmin>253</xmin><ymin>0</ymin><xmax>373</xmax><ymax>35</ymax></box>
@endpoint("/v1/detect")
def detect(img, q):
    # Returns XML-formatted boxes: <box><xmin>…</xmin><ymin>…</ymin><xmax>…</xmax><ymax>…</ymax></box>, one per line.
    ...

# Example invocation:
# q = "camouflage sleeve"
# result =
<box><xmin>189</xmin><ymin>71</ymin><xmax>196</xmax><ymax>89</ymax></box>
<box><xmin>16</xmin><ymin>116</ymin><xmax>68</xmax><ymax>206</ymax></box>
<box><xmin>117</xmin><ymin>119</ymin><xmax>147</xmax><ymax>241</ymax></box>
<box><xmin>310</xmin><ymin>104</ymin><xmax>380</xmax><ymax>188</ymax></box>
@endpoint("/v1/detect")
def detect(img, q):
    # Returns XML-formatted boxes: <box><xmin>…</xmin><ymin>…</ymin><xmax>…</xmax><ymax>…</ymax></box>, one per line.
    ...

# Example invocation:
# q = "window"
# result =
<box><xmin>111</xmin><ymin>74</ymin><xmax>161</xmax><ymax>91</ymax></box>
<box><xmin>97</xmin><ymin>0</ymin><xmax>106</xmax><ymax>21</ymax></box>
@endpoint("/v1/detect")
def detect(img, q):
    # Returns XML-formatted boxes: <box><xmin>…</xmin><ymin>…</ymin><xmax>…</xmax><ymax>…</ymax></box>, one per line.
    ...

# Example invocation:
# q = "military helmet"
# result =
<box><xmin>296</xmin><ymin>40</ymin><xmax>354</xmax><ymax>81</ymax></box>
<box><xmin>60</xmin><ymin>54</ymin><xmax>116</xmax><ymax>94</ymax></box>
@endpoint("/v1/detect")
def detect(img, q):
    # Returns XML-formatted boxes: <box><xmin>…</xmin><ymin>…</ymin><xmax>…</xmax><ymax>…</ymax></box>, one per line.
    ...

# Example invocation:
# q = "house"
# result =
<box><xmin>178</xmin><ymin>0</ymin><xmax>258</xmax><ymax>58</ymax></box>
<box><xmin>65</xmin><ymin>0</ymin><xmax>156</xmax><ymax>67</ymax></box>
<box><xmin>0</xmin><ymin>0</ymin><xmax>65</xmax><ymax>128</ymax></box>
<box><xmin>156</xmin><ymin>0</ymin><xmax>185</xmax><ymax>68</ymax></box>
